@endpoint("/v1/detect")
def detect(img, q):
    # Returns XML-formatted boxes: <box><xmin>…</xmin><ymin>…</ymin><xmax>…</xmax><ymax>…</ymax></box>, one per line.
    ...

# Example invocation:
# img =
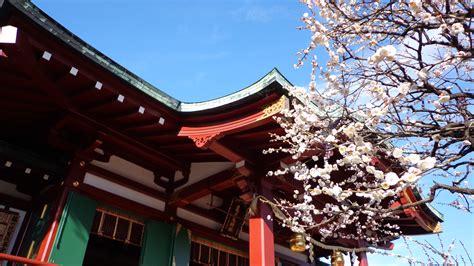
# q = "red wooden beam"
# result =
<box><xmin>208</xmin><ymin>141</ymin><xmax>249</xmax><ymax>163</ymax></box>
<box><xmin>104</xmin><ymin>108</ymin><xmax>143</xmax><ymax>124</ymax></box>
<box><xmin>9</xmin><ymin>17</ymin><xmax>178</xmax><ymax>121</ymax></box>
<box><xmin>170</xmin><ymin>168</ymin><xmax>242</xmax><ymax>207</ymax></box>
<box><xmin>249</xmin><ymin>180</ymin><xmax>275</xmax><ymax>266</ymax></box>
<box><xmin>0</xmin><ymin>89</ymin><xmax>52</xmax><ymax>104</ymax></box>
<box><xmin>172</xmin><ymin>152</ymin><xmax>226</xmax><ymax>163</ymax></box>
<box><xmin>139</xmin><ymin>129</ymin><xmax>181</xmax><ymax>140</ymax></box>
<box><xmin>86</xmin><ymin>164</ymin><xmax>167</xmax><ymax>201</ymax></box>
<box><xmin>83</xmin><ymin>96</ymin><xmax>118</xmax><ymax>114</ymax></box>
<box><xmin>79</xmin><ymin>183</ymin><xmax>169</xmax><ymax>222</ymax></box>
<box><xmin>4</xmin><ymin>29</ymin><xmax>186</xmax><ymax>174</ymax></box>
<box><xmin>228</xmin><ymin>125</ymin><xmax>283</xmax><ymax>141</ymax></box>
<box><xmin>179</xmin><ymin>111</ymin><xmax>270</xmax><ymax>138</ymax></box>
<box><xmin>0</xmin><ymin>253</ymin><xmax>57</xmax><ymax>266</ymax></box>
<box><xmin>179</xmin><ymin>96</ymin><xmax>288</xmax><ymax>165</ymax></box>
<box><xmin>63</xmin><ymin>112</ymin><xmax>187</xmax><ymax>174</ymax></box>
<box><xmin>2</xmin><ymin>32</ymin><xmax>76</xmax><ymax>111</ymax></box>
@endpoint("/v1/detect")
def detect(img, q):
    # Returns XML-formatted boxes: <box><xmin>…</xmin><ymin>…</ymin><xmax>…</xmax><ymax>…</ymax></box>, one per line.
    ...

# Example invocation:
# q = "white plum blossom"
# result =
<box><xmin>374</xmin><ymin>170</ymin><xmax>384</xmax><ymax>180</ymax></box>
<box><xmin>385</xmin><ymin>172</ymin><xmax>400</xmax><ymax>186</ymax></box>
<box><xmin>402</xmin><ymin>168</ymin><xmax>422</xmax><ymax>183</ymax></box>
<box><xmin>392</xmin><ymin>148</ymin><xmax>403</xmax><ymax>159</ymax></box>
<box><xmin>417</xmin><ymin>157</ymin><xmax>436</xmax><ymax>171</ymax></box>
<box><xmin>408</xmin><ymin>154</ymin><xmax>421</xmax><ymax>164</ymax></box>
<box><xmin>267</xmin><ymin>0</ymin><xmax>474</xmax><ymax>254</ymax></box>
<box><xmin>368</xmin><ymin>45</ymin><xmax>397</xmax><ymax>64</ymax></box>
<box><xmin>438</xmin><ymin>93</ymin><xmax>450</xmax><ymax>103</ymax></box>
<box><xmin>397</xmin><ymin>83</ymin><xmax>411</xmax><ymax>95</ymax></box>
<box><xmin>325</xmin><ymin>135</ymin><xmax>336</xmax><ymax>143</ymax></box>
<box><xmin>417</xmin><ymin>68</ymin><xmax>429</xmax><ymax>81</ymax></box>
<box><xmin>450</xmin><ymin>23</ymin><xmax>464</xmax><ymax>34</ymax></box>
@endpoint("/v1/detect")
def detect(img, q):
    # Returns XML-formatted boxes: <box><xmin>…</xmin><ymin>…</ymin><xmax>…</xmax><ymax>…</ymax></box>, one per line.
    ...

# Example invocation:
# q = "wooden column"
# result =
<box><xmin>35</xmin><ymin>158</ymin><xmax>86</xmax><ymax>262</ymax></box>
<box><xmin>35</xmin><ymin>188</ymin><xmax>69</xmax><ymax>262</ymax></box>
<box><xmin>249</xmin><ymin>180</ymin><xmax>274</xmax><ymax>266</ymax></box>
<box><xmin>358</xmin><ymin>251</ymin><xmax>369</xmax><ymax>266</ymax></box>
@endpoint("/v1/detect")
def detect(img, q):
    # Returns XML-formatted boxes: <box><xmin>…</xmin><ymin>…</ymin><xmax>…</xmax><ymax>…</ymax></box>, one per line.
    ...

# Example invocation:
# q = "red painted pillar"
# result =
<box><xmin>358</xmin><ymin>251</ymin><xmax>369</xmax><ymax>266</ymax></box>
<box><xmin>35</xmin><ymin>188</ymin><xmax>69</xmax><ymax>262</ymax></box>
<box><xmin>249</xmin><ymin>180</ymin><xmax>274</xmax><ymax>266</ymax></box>
<box><xmin>36</xmin><ymin>158</ymin><xmax>85</xmax><ymax>262</ymax></box>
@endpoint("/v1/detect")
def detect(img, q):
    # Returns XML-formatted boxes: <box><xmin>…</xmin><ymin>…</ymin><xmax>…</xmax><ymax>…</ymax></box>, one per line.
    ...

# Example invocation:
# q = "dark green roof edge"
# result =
<box><xmin>6</xmin><ymin>0</ymin><xmax>292</xmax><ymax>112</ymax></box>
<box><xmin>178</xmin><ymin>68</ymin><xmax>292</xmax><ymax>112</ymax></box>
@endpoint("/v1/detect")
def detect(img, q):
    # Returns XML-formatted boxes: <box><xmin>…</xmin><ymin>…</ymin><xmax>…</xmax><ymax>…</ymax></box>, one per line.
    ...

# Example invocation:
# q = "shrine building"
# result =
<box><xmin>0</xmin><ymin>1</ymin><xmax>443</xmax><ymax>265</ymax></box>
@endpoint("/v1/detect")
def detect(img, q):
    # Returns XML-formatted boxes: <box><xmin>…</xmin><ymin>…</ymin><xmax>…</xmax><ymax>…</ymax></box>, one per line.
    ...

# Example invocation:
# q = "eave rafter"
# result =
<box><xmin>178</xmin><ymin>96</ymin><xmax>289</xmax><ymax>172</ymax></box>
<box><xmin>169</xmin><ymin>167</ymin><xmax>244</xmax><ymax>208</ymax></box>
<box><xmin>172</xmin><ymin>98</ymin><xmax>289</xmax><ymax>207</ymax></box>
<box><xmin>2</xmin><ymin>18</ymin><xmax>177</xmax><ymax>133</ymax></box>
<box><xmin>83</xmin><ymin>96</ymin><xmax>119</xmax><ymax>114</ymax></box>
<box><xmin>17</xmin><ymin>19</ymin><xmax>178</xmax><ymax>120</ymax></box>
<box><xmin>1</xmin><ymin>28</ymin><xmax>190</xmax><ymax>182</ymax></box>
<box><xmin>64</xmin><ymin>112</ymin><xmax>187</xmax><ymax>174</ymax></box>
<box><xmin>1</xmin><ymin>30</ymin><xmax>76</xmax><ymax>110</ymax></box>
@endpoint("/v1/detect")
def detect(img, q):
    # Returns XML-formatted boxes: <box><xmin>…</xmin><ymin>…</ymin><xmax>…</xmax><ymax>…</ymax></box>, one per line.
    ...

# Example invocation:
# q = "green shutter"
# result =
<box><xmin>140</xmin><ymin>220</ymin><xmax>174</xmax><ymax>266</ymax></box>
<box><xmin>172</xmin><ymin>225</ymin><xmax>191</xmax><ymax>266</ymax></box>
<box><xmin>140</xmin><ymin>222</ymin><xmax>191</xmax><ymax>266</ymax></box>
<box><xmin>48</xmin><ymin>192</ymin><xmax>97</xmax><ymax>265</ymax></box>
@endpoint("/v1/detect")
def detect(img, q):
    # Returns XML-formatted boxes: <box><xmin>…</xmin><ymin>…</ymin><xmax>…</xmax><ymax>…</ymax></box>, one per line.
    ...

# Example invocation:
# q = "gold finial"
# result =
<box><xmin>289</xmin><ymin>233</ymin><xmax>306</xmax><ymax>253</ymax></box>
<box><xmin>331</xmin><ymin>250</ymin><xmax>344</xmax><ymax>266</ymax></box>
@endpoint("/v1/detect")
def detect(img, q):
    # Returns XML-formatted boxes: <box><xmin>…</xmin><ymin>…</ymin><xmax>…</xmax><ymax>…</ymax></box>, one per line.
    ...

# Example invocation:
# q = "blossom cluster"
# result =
<box><xmin>266</xmin><ymin>0</ymin><xmax>473</xmax><ymax>252</ymax></box>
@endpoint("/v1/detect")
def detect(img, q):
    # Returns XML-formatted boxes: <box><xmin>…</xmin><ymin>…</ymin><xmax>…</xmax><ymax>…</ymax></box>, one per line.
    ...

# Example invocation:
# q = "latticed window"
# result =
<box><xmin>0</xmin><ymin>209</ymin><xmax>19</xmax><ymax>253</ymax></box>
<box><xmin>190</xmin><ymin>237</ymin><xmax>249</xmax><ymax>266</ymax></box>
<box><xmin>90</xmin><ymin>209</ymin><xmax>144</xmax><ymax>246</ymax></box>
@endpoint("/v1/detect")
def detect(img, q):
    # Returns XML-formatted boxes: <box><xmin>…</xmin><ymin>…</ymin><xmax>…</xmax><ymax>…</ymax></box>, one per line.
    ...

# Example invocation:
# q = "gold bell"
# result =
<box><xmin>289</xmin><ymin>233</ymin><xmax>306</xmax><ymax>252</ymax></box>
<box><xmin>331</xmin><ymin>250</ymin><xmax>344</xmax><ymax>266</ymax></box>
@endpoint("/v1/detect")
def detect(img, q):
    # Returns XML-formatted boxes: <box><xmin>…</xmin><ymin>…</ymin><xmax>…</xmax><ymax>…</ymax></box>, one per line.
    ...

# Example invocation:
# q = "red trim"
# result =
<box><xmin>249</xmin><ymin>181</ymin><xmax>275</xmax><ymax>266</ymax></box>
<box><xmin>34</xmin><ymin>188</ymin><xmax>69</xmax><ymax>262</ymax></box>
<box><xmin>179</xmin><ymin>111</ymin><xmax>270</xmax><ymax>138</ymax></box>
<box><xmin>0</xmin><ymin>253</ymin><xmax>57</xmax><ymax>265</ymax></box>
<box><xmin>249</xmin><ymin>203</ymin><xmax>275</xmax><ymax>266</ymax></box>
<box><xmin>358</xmin><ymin>251</ymin><xmax>369</xmax><ymax>266</ymax></box>
<box><xmin>178</xmin><ymin>97</ymin><xmax>286</xmax><ymax>162</ymax></box>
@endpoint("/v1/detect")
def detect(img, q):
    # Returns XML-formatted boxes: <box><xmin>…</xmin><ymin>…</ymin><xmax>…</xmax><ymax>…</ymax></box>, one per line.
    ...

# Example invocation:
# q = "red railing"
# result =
<box><xmin>0</xmin><ymin>253</ymin><xmax>57</xmax><ymax>265</ymax></box>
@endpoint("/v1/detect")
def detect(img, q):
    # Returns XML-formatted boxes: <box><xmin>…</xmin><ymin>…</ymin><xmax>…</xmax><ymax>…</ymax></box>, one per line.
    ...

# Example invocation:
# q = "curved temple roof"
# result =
<box><xmin>1</xmin><ymin>0</ymin><xmax>292</xmax><ymax>113</ymax></box>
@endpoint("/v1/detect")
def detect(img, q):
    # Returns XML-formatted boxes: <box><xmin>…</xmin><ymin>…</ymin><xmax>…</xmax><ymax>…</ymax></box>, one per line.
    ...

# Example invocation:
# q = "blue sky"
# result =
<box><xmin>33</xmin><ymin>1</ymin><xmax>473</xmax><ymax>264</ymax></box>
<box><xmin>35</xmin><ymin>0</ymin><xmax>313</xmax><ymax>102</ymax></box>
